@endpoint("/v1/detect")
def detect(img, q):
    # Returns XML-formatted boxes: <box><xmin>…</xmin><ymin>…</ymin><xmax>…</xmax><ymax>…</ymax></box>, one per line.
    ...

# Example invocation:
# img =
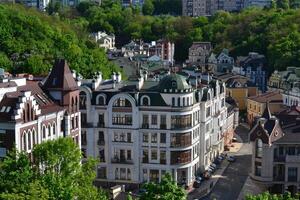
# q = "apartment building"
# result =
<box><xmin>182</xmin><ymin>0</ymin><xmax>207</xmax><ymax>16</ymax></box>
<box><xmin>249</xmin><ymin>105</ymin><xmax>300</xmax><ymax>195</ymax></box>
<box><xmin>78</xmin><ymin>71</ymin><xmax>227</xmax><ymax>189</ymax></box>
<box><xmin>0</xmin><ymin>59</ymin><xmax>81</xmax><ymax>158</ymax></box>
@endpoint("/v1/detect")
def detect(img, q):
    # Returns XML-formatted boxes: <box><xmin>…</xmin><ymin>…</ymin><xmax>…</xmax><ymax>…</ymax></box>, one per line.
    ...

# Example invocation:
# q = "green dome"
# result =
<box><xmin>157</xmin><ymin>74</ymin><xmax>192</xmax><ymax>93</ymax></box>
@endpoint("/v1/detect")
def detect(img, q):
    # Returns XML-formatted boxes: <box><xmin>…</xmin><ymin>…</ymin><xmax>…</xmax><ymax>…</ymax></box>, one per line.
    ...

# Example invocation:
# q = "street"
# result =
<box><xmin>192</xmin><ymin>124</ymin><xmax>252</xmax><ymax>200</ymax></box>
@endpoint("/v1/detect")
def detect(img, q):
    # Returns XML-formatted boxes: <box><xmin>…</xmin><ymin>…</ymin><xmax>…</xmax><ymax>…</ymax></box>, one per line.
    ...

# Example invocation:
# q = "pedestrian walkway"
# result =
<box><xmin>237</xmin><ymin>176</ymin><xmax>264</xmax><ymax>200</ymax></box>
<box><xmin>188</xmin><ymin>142</ymin><xmax>244</xmax><ymax>200</ymax></box>
<box><xmin>188</xmin><ymin>160</ymin><xmax>230</xmax><ymax>200</ymax></box>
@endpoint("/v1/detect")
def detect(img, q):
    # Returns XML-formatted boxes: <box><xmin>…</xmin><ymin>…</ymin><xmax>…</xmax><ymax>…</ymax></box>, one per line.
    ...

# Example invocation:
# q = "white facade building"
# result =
<box><xmin>91</xmin><ymin>32</ymin><xmax>116</xmax><ymax>51</ymax></box>
<box><xmin>79</xmin><ymin>71</ymin><xmax>227</xmax><ymax>189</ymax></box>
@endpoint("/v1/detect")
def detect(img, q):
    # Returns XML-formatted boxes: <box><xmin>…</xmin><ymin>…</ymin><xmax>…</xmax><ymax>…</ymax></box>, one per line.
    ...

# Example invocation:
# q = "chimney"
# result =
<box><xmin>116</xmin><ymin>72</ymin><xmax>121</xmax><ymax>83</ymax></box>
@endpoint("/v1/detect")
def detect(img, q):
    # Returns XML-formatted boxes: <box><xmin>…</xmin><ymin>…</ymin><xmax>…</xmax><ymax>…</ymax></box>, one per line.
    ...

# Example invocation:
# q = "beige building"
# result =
<box><xmin>247</xmin><ymin>91</ymin><xmax>285</xmax><ymax>126</ymax></box>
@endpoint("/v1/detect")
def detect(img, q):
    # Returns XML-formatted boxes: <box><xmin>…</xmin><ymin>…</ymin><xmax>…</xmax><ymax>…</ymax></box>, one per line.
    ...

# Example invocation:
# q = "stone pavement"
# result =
<box><xmin>237</xmin><ymin>176</ymin><xmax>264</xmax><ymax>200</ymax></box>
<box><xmin>188</xmin><ymin>141</ymin><xmax>244</xmax><ymax>200</ymax></box>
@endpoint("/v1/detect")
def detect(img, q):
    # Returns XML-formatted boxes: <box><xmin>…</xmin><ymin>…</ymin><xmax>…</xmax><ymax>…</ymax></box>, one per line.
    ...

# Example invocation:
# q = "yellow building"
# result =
<box><xmin>247</xmin><ymin>91</ymin><xmax>286</xmax><ymax>126</ymax></box>
<box><xmin>225</xmin><ymin>76</ymin><xmax>258</xmax><ymax>111</ymax></box>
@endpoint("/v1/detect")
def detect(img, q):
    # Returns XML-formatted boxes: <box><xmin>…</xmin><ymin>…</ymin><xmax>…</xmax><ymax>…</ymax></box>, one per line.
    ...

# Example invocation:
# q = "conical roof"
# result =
<box><xmin>43</xmin><ymin>59</ymin><xmax>78</xmax><ymax>91</ymax></box>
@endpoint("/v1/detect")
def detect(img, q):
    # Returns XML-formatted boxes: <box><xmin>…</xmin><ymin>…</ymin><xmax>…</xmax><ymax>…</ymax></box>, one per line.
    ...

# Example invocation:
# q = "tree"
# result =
<box><xmin>142</xmin><ymin>0</ymin><xmax>154</xmax><ymax>15</ymax></box>
<box><xmin>246</xmin><ymin>192</ymin><xmax>299</xmax><ymax>200</ymax></box>
<box><xmin>140</xmin><ymin>173</ymin><xmax>186</xmax><ymax>200</ymax></box>
<box><xmin>0</xmin><ymin>138</ymin><xmax>108</xmax><ymax>200</ymax></box>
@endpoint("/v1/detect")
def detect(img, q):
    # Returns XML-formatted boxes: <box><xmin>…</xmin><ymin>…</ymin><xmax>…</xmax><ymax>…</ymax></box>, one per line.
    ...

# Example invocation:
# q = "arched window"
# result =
<box><xmin>22</xmin><ymin>131</ymin><xmax>27</xmax><ymax>151</ymax></box>
<box><xmin>71</xmin><ymin>97</ymin><xmax>75</xmax><ymax>112</ymax></box>
<box><xmin>27</xmin><ymin>103</ymin><xmax>30</xmax><ymax>122</ymax></box>
<box><xmin>256</xmin><ymin>139</ymin><xmax>263</xmax><ymax>158</ymax></box>
<box><xmin>42</xmin><ymin>126</ymin><xmax>46</xmax><ymax>139</ymax></box>
<box><xmin>141</xmin><ymin>96</ymin><xmax>150</xmax><ymax>106</ymax></box>
<box><xmin>27</xmin><ymin>131</ymin><xmax>31</xmax><ymax>150</ymax></box>
<box><xmin>75</xmin><ymin>96</ymin><xmax>78</xmax><ymax>111</ymax></box>
<box><xmin>31</xmin><ymin>108</ymin><xmax>34</xmax><ymax>120</ymax></box>
<box><xmin>79</xmin><ymin>91</ymin><xmax>87</xmax><ymax>109</ymax></box>
<box><xmin>177</xmin><ymin>97</ymin><xmax>180</xmax><ymax>107</ymax></box>
<box><xmin>32</xmin><ymin>129</ymin><xmax>36</xmax><ymax>146</ymax></box>
<box><xmin>113</xmin><ymin>97</ymin><xmax>131</xmax><ymax>107</ymax></box>
<box><xmin>98</xmin><ymin>96</ymin><xmax>105</xmax><ymax>105</ymax></box>
<box><xmin>52</xmin><ymin>123</ymin><xmax>56</xmax><ymax>136</ymax></box>
<box><xmin>172</xmin><ymin>97</ymin><xmax>175</xmax><ymax>106</ymax></box>
<box><xmin>48</xmin><ymin>125</ymin><xmax>51</xmax><ymax>137</ymax></box>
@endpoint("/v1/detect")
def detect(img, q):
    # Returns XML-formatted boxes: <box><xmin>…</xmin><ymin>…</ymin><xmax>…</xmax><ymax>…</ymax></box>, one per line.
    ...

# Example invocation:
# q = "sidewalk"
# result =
<box><xmin>237</xmin><ymin>176</ymin><xmax>264</xmax><ymax>200</ymax></box>
<box><xmin>188</xmin><ymin>160</ymin><xmax>230</xmax><ymax>200</ymax></box>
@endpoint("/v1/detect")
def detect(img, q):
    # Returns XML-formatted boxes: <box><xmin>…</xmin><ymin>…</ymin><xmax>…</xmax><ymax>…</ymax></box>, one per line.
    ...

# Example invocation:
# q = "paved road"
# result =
<box><xmin>201</xmin><ymin>124</ymin><xmax>252</xmax><ymax>200</ymax></box>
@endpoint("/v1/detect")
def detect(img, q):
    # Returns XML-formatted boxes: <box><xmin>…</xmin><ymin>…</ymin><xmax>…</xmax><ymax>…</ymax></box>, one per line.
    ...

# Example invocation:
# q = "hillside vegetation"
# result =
<box><xmin>77</xmin><ymin>0</ymin><xmax>300</xmax><ymax>72</ymax></box>
<box><xmin>0</xmin><ymin>4</ymin><xmax>118</xmax><ymax>78</ymax></box>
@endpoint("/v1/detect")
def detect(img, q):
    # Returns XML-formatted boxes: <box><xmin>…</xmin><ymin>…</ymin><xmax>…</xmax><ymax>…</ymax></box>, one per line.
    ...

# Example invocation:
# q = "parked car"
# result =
<box><xmin>193</xmin><ymin>180</ymin><xmax>201</xmax><ymax>188</ymax></box>
<box><xmin>195</xmin><ymin>176</ymin><xmax>203</xmax><ymax>182</ymax></box>
<box><xmin>203</xmin><ymin>171</ymin><xmax>211</xmax><ymax>180</ymax></box>
<box><xmin>227</xmin><ymin>155</ymin><xmax>236</xmax><ymax>162</ymax></box>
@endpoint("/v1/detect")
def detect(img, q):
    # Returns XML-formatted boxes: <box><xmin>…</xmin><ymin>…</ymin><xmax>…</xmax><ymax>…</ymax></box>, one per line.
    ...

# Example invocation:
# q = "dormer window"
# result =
<box><xmin>171</xmin><ymin>81</ymin><xmax>177</xmax><ymax>88</ymax></box>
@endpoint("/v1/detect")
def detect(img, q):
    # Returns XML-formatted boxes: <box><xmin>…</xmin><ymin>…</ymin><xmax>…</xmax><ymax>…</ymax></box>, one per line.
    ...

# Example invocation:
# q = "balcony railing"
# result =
<box><xmin>273</xmin><ymin>175</ymin><xmax>285</xmax><ymax>181</ymax></box>
<box><xmin>97</xmin><ymin>140</ymin><xmax>105</xmax><ymax>146</ymax></box>
<box><xmin>142</xmin><ymin>123</ymin><xmax>149</xmax><ymax>129</ymax></box>
<box><xmin>286</xmin><ymin>155</ymin><xmax>300</xmax><ymax>163</ymax></box>
<box><xmin>274</xmin><ymin>156</ymin><xmax>286</xmax><ymax>162</ymax></box>
<box><xmin>97</xmin><ymin>123</ymin><xmax>105</xmax><ymax>128</ymax></box>
<box><xmin>111</xmin><ymin>158</ymin><xmax>133</xmax><ymax>164</ymax></box>
<box><xmin>160</xmin><ymin>124</ymin><xmax>167</xmax><ymax>129</ymax></box>
<box><xmin>82</xmin><ymin>123</ymin><xmax>93</xmax><ymax>128</ymax></box>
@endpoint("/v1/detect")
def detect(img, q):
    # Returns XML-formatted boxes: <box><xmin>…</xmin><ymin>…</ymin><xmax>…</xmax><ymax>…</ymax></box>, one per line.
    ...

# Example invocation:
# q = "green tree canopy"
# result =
<box><xmin>142</xmin><ymin>0</ymin><xmax>154</xmax><ymax>15</ymax></box>
<box><xmin>140</xmin><ymin>173</ymin><xmax>186</xmax><ymax>200</ymax></box>
<box><xmin>246</xmin><ymin>192</ymin><xmax>299</xmax><ymax>200</ymax></box>
<box><xmin>0</xmin><ymin>138</ymin><xmax>108</xmax><ymax>200</ymax></box>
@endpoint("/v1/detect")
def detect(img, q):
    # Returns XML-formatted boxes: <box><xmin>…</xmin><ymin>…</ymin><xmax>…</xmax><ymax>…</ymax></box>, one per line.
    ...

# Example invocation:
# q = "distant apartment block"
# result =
<box><xmin>182</xmin><ymin>0</ymin><xmax>207</xmax><ymax>16</ymax></box>
<box><xmin>15</xmin><ymin>0</ymin><xmax>80</xmax><ymax>10</ymax></box>
<box><xmin>122</xmin><ymin>0</ymin><xmax>144</xmax><ymax>7</ymax></box>
<box><xmin>243</xmin><ymin>0</ymin><xmax>271</xmax><ymax>8</ymax></box>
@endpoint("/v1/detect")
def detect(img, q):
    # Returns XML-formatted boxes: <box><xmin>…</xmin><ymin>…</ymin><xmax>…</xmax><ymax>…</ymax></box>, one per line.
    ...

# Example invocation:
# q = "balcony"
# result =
<box><xmin>273</xmin><ymin>175</ymin><xmax>285</xmax><ymax>181</ymax></box>
<box><xmin>170</xmin><ymin>133</ymin><xmax>192</xmax><ymax>148</ymax></box>
<box><xmin>160</xmin><ymin>124</ymin><xmax>167</xmax><ymax>129</ymax></box>
<box><xmin>171</xmin><ymin>150</ymin><xmax>191</xmax><ymax>165</ymax></box>
<box><xmin>160</xmin><ymin>159</ymin><xmax>166</xmax><ymax>164</ymax></box>
<box><xmin>82</xmin><ymin>123</ymin><xmax>93</xmax><ymax>128</ymax></box>
<box><xmin>97</xmin><ymin>140</ymin><xmax>105</xmax><ymax>146</ymax></box>
<box><xmin>142</xmin><ymin>123</ymin><xmax>149</xmax><ymax>129</ymax></box>
<box><xmin>111</xmin><ymin>158</ymin><xmax>133</xmax><ymax>164</ymax></box>
<box><xmin>286</xmin><ymin>155</ymin><xmax>300</xmax><ymax>163</ymax></box>
<box><xmin>97</xmin><ymin>123</ymin><xmax>105</xmax><ymax>128</ymax></box>
<box><xmin>274</xmin><ymin>156</ymin><xmax>286</xmax><ymax>162</ymax></box>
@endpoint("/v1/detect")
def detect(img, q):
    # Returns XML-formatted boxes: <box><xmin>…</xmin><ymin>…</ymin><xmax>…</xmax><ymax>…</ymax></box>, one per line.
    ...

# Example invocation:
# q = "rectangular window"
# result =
<box><xmin>143</xmin><ymin>149</ymin><xmax>149</xmax><ymax>163</ymax></box>
<box><xmin>160</xmin><ymin>150</ymin><xmax>166</xmax><ymax>164</ymax></box>
<box><xmin>143</xmin><ymin>115</ymin><xmax>149</xmax><ymax>124</ymax></box>
<box><xmin>143</xmin><ymin>169</ymin><xmax>148</xmax><ymax>182</ymax></box>
<box><xmin>160</xmin><ymin>133</ymin><xmax>166</xmax><ymax>143</ymax></box>
<box><xmin>151</xmin><ymin>149</ymin><xmax>157</xmax><ymax>160</ymax></box>
<box><xmin>151</xmin><ymin>115</ymin><xmax>157</xmax><ymax>125</ymax></box>
<box><xmin>160</xmin><ymin>115</ymin><xmax>166</xmax><ymax>126</ymax></box>
<box><xmin>143</xmin><ymin>133</ymin><xmax>148</xmax><ymax>143</ymax></box>
<box><xmin>127</xmin><ymin>150</ymin><xmax>132</xmax><ymax>160</ymax></box>
<box><xmin>206</xmin><ymin>107</ymin><xmax>211</xmax><ymax>118</ymax></box>
<box><xmin>151</xmin><ymin>133</ymin><xmax>157</xmax><ymax>143</ymax></box>
<box><xmin>98</xmin><ymin>131</ymin><xmax>104</xmax><ymax>145</ymax></box>
<box><xmin>255</xmin><ymin>163</ymin><xmax>262</xmax><ymax>176</ymax></box>
<box><xmin>288</xmin><ymin>167</ymin><xmax>298</xmax><ymax>182</ymax></box>
<box><xmin>149</xmin><ymin>170</ymin><xmax>159</xmax><ymax>182</ymax></box>
<box><xmin>127</xmin><ymin>133</ymin><xmax>131</xmax><ymax>142</ymax></box>
<box><xmin>120</xmin><ymin>168</ymin><xmax>126</xmax><ymax>180</ymax></box>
